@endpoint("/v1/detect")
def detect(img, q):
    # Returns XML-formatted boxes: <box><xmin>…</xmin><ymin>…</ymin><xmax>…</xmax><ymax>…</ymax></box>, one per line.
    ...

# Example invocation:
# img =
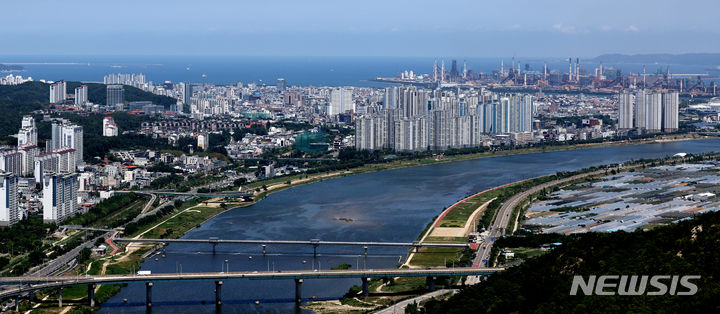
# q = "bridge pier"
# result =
<box><xmin>88</xmin><ymin>284</ymin><xmax>95</xmax><ymax>307</ymax></box>
<box><xmin>146</xmin><ymin>282</ymin><xmax>153</xmax><ymax>309</ymax></box>
<box><xmin>312</xmin><ymin>244</ymin><xmax>318</xmax><ymax>257</ymax></box>
<box><xmin>262</xmin><ymin>244</ymin><xmax>267</xmax><ymax>256</ymax></box>
<box><xmin>212</xmin><ymin>243</ymin><xmax>217</xmax><ymax>255</ymax></box>
<box><xmin>215</xmin><ymin>281</ymin><xmax>223</xmax><ymax>306</ymax></box>
<box><xmin>294</xmin><ymin>279</ymin><xmax>303</xmax><ymax>305</ymax></box>
<box><xmin>426</xmin><ymin>276</ymin><xmax>435</xmax><ymax>291</ymax></box>
<box><xmin>14</xmin><ymin>297</ymin><xmax>19</xmax><ymax>312</ymax></box>
<box><xmin>361</xmin><ymin>277</ymin><xmax>369</xmax><ymax>297</ymax></box>
<box><xmin>363</xmin><ymin>246</ymin><xmax>368</xmax><ymax>257</ymax></box>
<box><xmin>58</xmin><ymin>288</ymin><xmax>63</xmax><ymax>308</ymax></box>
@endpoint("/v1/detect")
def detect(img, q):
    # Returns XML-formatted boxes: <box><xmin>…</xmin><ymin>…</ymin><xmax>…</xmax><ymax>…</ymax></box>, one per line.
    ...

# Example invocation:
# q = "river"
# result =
<box><xmin>102</xmin><ymin>139</ymin><xmax>720</xmax><ymax>313</ymax></box>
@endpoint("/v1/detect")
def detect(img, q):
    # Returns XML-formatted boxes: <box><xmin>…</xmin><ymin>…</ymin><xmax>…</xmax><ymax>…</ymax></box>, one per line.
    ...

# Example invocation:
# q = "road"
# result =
<box><xmin>473</xmin><ymin>168</ymin><xmax>616</xmax><ymax>268</ymax></box>
<box><xmin>375</xmin><ymin>289</ymin><xmax>456</xmax><ymax>314</ymax></box>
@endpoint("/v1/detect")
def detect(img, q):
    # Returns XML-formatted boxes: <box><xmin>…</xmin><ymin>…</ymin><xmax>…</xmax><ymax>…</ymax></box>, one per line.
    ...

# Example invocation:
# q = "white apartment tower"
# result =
<box><xmin>329</xmin><ymin>88</ymin><xmax>353</xmax><ymax>115</ymax></box>
<box><xmin>197</xmin><ymin>133</ymin><xmax>210</xmax><ymax>150</ymax></box>
<box><xmin>618</xmin><ymin>93</ymin><xmax>634</xmax><ymax>130</ymax></box>
<box><xmin>49</xmin><ymin>81</ymin><xmax>67</xmax><ymax>104</ymax></box>
<box><xmin>74</xmin><ymin>85</ymin><xmax>88</xmax><ymax>106</ymax></box>
<box><xmin>103</xmin><ymin>116</ymin><xmax>119</xmax><ymax>137</ymax></box>
<box><xmin>49</xmin><ymin>121</ymin><xmax>83</xmax><ymax>167</ymax></box>
<box><xmin>646</xmin><ymin>93</ymin><xmax>663</xmax><ymax>133</ymax></box>
<box><xmin>618</xmin><ymin>90</ymin><xmax>679</xmax><ymax>133</ymax></box>
<box><xmin>0</xmin><ymin>174</ymin><xmax>19</xmax><ymax>226</ymax></box>
<box><xmin>634</xmin><ymin>90</ymin><xmax>647</xmax><ymax>130</ymax></box>
<box><xmin>18</xmin><ymin>115</ymin><xmax>38</xmax><ymax>148</ymax></box>
<box><xmin>0</xmin><ymin>151</ymin><xmax>23</xmax><ymax>177</ymax></box>
<box><xmin>662</xmin><ymin>92</ymin><xmax>679</xmax><ymax>132</ymax></box>
<box><xmin>42</xmin><ymin>173</ymin><xmax>79</xmax><ymax>223</ymax></box>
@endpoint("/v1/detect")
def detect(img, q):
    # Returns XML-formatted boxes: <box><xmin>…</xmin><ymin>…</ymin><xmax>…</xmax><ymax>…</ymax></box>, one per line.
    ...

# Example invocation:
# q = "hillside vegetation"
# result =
<box><xmin>422</xmin><ymin>211</ymin><xmax>720</xmax><ymax>313</ymax></box>
<box><xmin>0</xmin><ymin>81</ymin><xmax>175</xmax><ymax>144</ymax></box>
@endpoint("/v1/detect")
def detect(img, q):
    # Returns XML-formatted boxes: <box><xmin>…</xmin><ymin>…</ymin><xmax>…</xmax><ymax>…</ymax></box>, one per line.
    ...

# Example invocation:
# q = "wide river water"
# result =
<box><xmin>102</xmin><ymin>139</ymin><xmax>720</xmax><ymax>313</ymax></box>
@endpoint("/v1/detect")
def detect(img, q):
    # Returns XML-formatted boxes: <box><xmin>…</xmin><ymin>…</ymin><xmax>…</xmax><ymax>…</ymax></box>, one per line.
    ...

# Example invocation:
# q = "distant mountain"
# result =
<box><xmin>0</xmin><ymin>64</ymin><xmax>24</xmax><ymax>72</ymax></box>
<box><xmin>591</xmin><ymin>53</ymin><xmax>720</xmax><ymax>66</ymax></box>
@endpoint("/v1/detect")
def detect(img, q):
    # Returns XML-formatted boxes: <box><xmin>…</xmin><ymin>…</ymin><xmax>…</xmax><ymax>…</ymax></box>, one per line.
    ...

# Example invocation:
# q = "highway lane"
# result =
<box><xmin>473</xmin><ymin>168</ymin><xmax>616</xmax><ymax>268</ymax></box>
<box><xmin>375</xmin><ymin>289</ymin><xmax>457</xmax><ymax>314</ymax></box>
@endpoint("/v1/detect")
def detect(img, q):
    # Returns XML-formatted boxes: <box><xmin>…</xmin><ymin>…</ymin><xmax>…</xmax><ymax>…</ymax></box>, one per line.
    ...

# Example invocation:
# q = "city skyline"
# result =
<box><xmin>2</xmin><ymin>0</ymin><xmax>720</xmax><ymax>56</ymax></box>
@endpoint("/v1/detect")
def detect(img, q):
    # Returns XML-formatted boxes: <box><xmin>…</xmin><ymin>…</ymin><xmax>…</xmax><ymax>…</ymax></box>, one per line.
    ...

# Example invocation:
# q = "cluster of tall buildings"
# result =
<box><xmin>49</xmin><ymin>81</ymin><xmax>90</xmax><ymax>107</ymax></box>
<box><xmin>618</xmin><ymin>91</ymin><xmax>679</xmax><ymax>133</ymax></box>
<box><xmin>103</xmin><ymin>73</ymin><xmax>146</xmax><ymax>87</ymax></box>
<box><xmin>355</xmin><ymin>86</ymin><xmax>533</xmax><ymax>152</ymax></box>
<box><xmin>0</xmin><ymin>74</ymin><xmax>32</xmax><ymax>85</ymax></box>
<box><xmin>0</xmin><ymin>116</ymin><xmax>82</xmax><ymax>226</ymax></box>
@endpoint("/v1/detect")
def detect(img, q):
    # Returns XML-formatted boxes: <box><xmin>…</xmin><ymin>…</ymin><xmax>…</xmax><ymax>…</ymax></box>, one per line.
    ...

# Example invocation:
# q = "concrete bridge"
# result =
<box><xmin>112</xmin><ymin>237</ymin><xmax>470</xmax><ymax>255</ymax></box>
<box><xmin>116</xmin><ymin>190</ymin><xmax>254</xmax><ymax>198</ymax></box>
<box><xmin>60</xmin><ymin>225</ymin><xmax>119</xmax><ymax>233</ymax></box>
<box><xmin>0</xmin><ymin>267</ymin><xmax>502</xmax><ymax>310</ymax></box>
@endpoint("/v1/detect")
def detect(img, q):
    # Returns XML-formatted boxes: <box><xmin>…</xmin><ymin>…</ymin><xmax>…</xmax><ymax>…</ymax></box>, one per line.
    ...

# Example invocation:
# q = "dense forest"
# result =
<box><xmin>421</xmin><ymin>211</ymin><xmax>720</xmax><ymax>313</ymax></box>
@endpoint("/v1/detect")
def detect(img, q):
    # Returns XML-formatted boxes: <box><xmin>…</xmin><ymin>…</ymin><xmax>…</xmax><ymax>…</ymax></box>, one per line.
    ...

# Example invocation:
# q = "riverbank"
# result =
<box><xmin>248</xmin><ymin>133</ymin><xmax>709</xmax><ymax>204</ymax></box>
<box><xmin>23</xmin><ymin>134</ymin><xmax>717</xmax><ymax>312</ymax></box>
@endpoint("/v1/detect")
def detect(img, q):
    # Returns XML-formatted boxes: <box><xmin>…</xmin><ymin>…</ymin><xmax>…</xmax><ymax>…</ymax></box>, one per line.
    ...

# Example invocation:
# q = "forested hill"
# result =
<box><xmin>0</xmin><ymin>81</ymin><xmax>176</xmax><ymax>143</ymax></box>
<box><xmin>64</xmin><ymin>82</ymin><xmax>177</xmax><ymax>108</ymax></box>
<box><xmin>0</xmin><ymin>81</ymin><xmax>176</xmax><ymax>109</ymax></box>
<box><xmin>423</xmin><ymin>211</ymin><xmax>720</xmax><ymax>313</ymax></box>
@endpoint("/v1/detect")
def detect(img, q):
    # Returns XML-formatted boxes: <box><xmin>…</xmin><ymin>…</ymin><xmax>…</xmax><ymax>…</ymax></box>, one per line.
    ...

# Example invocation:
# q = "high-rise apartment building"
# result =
<box><xmin>197</xmin><ymin>133</ymin><xmax>210</xmax><ymax>150</ymax></box>
<box><xmin>42</xmin><ymin>173</ymin><xmax>79</xmax><ymax>223</ymax></box>
<box><xmin>276</xmin><ymin>78</ymin><xmax>286</xmax><ymax>92</ymax></box>
<box><xmin>74</xmin><ymin>85</ymin><xmax>88</xmax><ymax>106</ymax></box>
<box><xmin>646</xmin><ymin>93</ymin><xmax>663</xmax><ymax>132</ymax></box>
<box><xmin>662</xmin><ymin>92</ymin><xmax>679</xmax><ymax>132</ymax></box>
<box><xmin>182</xmin><ymin>82</ymin><xmax>193</xmax><ymax>105</ymax></box>
<box><xmin>0</xmin><ymin>174</ymin><xmax>19</xmax><ymax>226</ymax></box>
<box><xmin>48</xmin><ymin>121</ymin><xmax>83</xmax><ymax>167</ymax></box>
<box><xmin>49</xmin><ymin>81</ymin><xmax>67</xmax><ymax>104</ymax></box>
<box><xmin>0</xmin><ymin>151</ymin><xmax>23</xmax><ymax>177</ymax></box>
<box><xmin>634</xmin><ymin>90</ymin><xmax>647</xmax><ymax>130</ymax></box>
<box><xmin>618</xmin><ymin>93</ymin><xmax>634</xmax><ymax>130</ymax></box>
<box><xmin>19</xmin><ymin>145</ymin><xmax>39</xmax><ymax>177</ymax></box>
<box><xmin>17</xmin><ymin>115</ymin><xmax>37</xmax><ymax>148</ymax></box>
<box><xmin>107</xmin><ymin>85</ymin><xmax>125</xmax><ymax>108</ymax></box>
<box><xmin>329</xmin><ymin>88</ymin><xmax>353</xmax><ymax>115</ymax></box>
<box><xmin>356</xmin><ymin>89</ymin><xmax>532</xmax><ymax>152</ymax></box>
<box><xmin>619</xmin><ymin>90</ymin><xmax>678</xmax><ymax>133</ymax></box>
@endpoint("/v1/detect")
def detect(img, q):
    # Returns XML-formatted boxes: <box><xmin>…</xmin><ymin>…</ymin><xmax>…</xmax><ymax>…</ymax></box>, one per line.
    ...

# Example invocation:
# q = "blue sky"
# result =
<box><xmin>2</xmin><ymin>0</ymin><xmax>719</xmax><ymax>57</ymax></box>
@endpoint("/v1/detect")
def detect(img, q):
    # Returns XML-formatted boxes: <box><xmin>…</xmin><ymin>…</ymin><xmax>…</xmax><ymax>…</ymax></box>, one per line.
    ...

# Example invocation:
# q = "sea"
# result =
<box><xmin>1</xmin><ymin>55</ymin><xmax>719</xmax><ymax>87</ymax></box>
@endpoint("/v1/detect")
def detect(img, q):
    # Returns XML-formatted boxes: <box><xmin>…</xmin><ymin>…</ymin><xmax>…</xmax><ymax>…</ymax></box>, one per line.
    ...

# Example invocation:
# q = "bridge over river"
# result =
<box><xmin>0</xmin><ymin>267</ymin><xmax>502</xmax><ymax>310</ymax></box>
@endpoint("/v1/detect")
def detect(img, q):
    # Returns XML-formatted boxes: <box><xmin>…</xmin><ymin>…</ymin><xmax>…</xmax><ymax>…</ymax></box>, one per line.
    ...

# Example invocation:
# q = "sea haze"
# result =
<box><xmin>1</xmin><ymin>55</ymin><xmax>718</xmax><ymax>87</ymax></box>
